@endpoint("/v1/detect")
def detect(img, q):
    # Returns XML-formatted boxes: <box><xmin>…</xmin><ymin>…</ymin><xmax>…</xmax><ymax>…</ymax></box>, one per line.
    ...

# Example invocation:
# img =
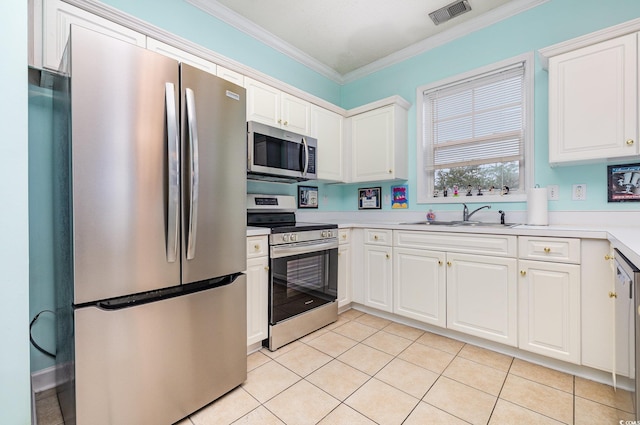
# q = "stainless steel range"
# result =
<box><xmin>247</xmin><ymin>194</ymin><xmax>338</xmax><ymax>351</ymax></box>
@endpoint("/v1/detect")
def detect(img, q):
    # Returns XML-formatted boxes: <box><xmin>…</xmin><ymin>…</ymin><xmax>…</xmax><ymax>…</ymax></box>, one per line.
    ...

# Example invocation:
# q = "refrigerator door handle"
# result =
<box><xmin>185</xmin><ymin>88</ymin><xmax>200</xmax><ymax>260</ymax></box>
<box><xmin>165</xmin><ymin>82</ymin><xmax>179</xmax><ymax>263</ymax></box>
<box><xmin>302</xmin><ymin>136</ymin><xmax>309</xmax><ymax>176</ymax></box>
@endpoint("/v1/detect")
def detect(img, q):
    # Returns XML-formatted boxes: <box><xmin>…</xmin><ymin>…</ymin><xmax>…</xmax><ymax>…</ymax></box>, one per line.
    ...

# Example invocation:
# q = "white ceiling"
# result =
<box><xmin>186</xmin><ymin>0</ymin><xmax>546</xmax><ymax>83</ymax></box>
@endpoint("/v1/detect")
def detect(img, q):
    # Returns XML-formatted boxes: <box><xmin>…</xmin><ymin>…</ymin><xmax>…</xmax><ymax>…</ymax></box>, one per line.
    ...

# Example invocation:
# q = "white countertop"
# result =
<box><xmin>331</xmin><ymin>221</ymin><xmax>640</xmax><ymax>267</ymax></box>
<box><xmin>246</xmin><ymin>226</ymin><xmax>270</xmax><ymax>237</ymax></box>
<box><xmin>247</xmin><ymin>215</ymin><xmax>640</xmax><ymax>267</ymax></box>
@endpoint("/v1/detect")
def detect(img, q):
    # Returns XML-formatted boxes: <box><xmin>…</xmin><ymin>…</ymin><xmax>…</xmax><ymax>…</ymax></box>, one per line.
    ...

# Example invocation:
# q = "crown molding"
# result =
<box><xmin>61</xmin><ymin>0</ymin><xmax>547</xmax><ymax>87</ymax></box>
<box><xmin>341</xmin><ymin>0</ymin><xmax>549</xmax><ymax>83</ymax></box>
<box><xmin>58</xmin><ymin>0</ymin><xmax>345</xmax><ymax>113</ymax></box>
<box><xmin>538</xmin><ymin>16</ymin><xmax>640</xmax><ymax>69</ymax></box>
<box><xmin>185</xmin><ymin>0</ymin><xmax>343</xmax><ymax>82</ymax></box>
<box><xmin>187</xmin><ymin>0</ymin><xmax>547</xmax><ymax>84</ymax></box>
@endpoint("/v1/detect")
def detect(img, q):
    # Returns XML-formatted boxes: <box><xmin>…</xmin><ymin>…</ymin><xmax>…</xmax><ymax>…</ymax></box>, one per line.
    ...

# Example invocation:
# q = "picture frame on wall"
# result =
<box><xmin>358</xmin><ymin>187</ymin><xmax>382</xmax><ymax>210</ymax></box>
<box><xmin>607</xmin><ymin>163</ymin><xmax>640</xmax><ymax>202</ymax></box>
<box><xmin>298</xmin><ymin>185</ymin><xmax>319</xmax><ymax>208</ymax></box>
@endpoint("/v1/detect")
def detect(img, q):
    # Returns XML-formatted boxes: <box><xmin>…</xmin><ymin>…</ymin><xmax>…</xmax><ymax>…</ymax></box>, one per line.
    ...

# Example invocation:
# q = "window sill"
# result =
<box><xmin>417</xmin><ymin>193</ymin><xmax>527</xmax><ymax>204</ymax></box>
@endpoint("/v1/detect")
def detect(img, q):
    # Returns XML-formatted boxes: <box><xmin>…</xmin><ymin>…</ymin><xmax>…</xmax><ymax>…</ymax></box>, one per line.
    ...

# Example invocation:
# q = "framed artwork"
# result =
<box><xmin>607</xmin><ymin>163</ymin><xmax>640</xmax><ymax>202</ymax></box>
<box><xmin>298</xmin><ymin>185</ymin><xmax>318</xmax><ymax>208</ymax></box>
<box><xmin>358</xmin><ymin>187</ymin><xmax>381</xmax><ymax>210</ymax></box>
<box><xmin>391</xmin><ymin>185</ymin><xmax>408</xmax><ymax>209</ymax></box>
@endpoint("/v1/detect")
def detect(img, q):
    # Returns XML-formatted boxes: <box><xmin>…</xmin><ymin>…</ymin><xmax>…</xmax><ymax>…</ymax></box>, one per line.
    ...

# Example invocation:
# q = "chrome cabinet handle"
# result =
<box><xmin>185</xmin><ymin>88</ymin><xmax>200</xmax><ymax>260</ymax></box>
<box><xmin>165</xmin><ymin>82</ymin><xmax>179</xmax><ymax>263</ymax></box>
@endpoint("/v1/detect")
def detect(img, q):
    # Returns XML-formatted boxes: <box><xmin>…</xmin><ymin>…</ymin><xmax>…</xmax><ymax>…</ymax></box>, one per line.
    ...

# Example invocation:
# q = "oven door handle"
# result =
<box><xmin>271</xmin><ymin>240</ymin><xmax>338</xmax><ymax>258</ymax></box>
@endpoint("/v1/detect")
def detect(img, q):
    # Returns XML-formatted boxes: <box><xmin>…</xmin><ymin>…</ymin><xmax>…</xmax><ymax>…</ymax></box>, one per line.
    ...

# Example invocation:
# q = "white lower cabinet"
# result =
<box><xmin>363</xmin><ymin>244</ymin><xmax>393</xmax><ymax>312</ymax></box>
<box><xmin>447</xmin><ymin>253</ymin><xmax>518</xmax><ymax>347</ymax></box>
<box><xmin>246</xmin><ymin>236</ymin><xmax>268</xmax><ymax>346</ymax></box>
<box><xmin>581</xmin><ymin>240</ymin><xmax>634</xmax><ymax>378</ymax></box>
<box><xmin>518</xmin><ymin>259</ymin><xmax>581</xmax><ymax>363</ymax></box>
<box><xmin>393</xmin><ymin>247</ymin><xmax>446</xmax><ymax>327</ymax></box>
<box><xmin>337</xmin><ymin>229</ymin><xmax>352</xmax><ymax>309</ymax></box>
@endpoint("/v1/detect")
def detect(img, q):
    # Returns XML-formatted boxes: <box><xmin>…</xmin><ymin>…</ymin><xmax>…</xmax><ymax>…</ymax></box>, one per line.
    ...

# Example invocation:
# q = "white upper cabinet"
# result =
<box><xmin>348</xmin><ymin>101</ymin><xmax>408</xmax><ymax>183</ymax></box>
<box><xmin>281</xmin><ymin>93</ymin><xmax>311</xmax><ymax>135</ymax></box>
<box><xmin>547</xmin><ymin>32</ymin><xmax>639</xmax><ymax>164</ymax></box>
<box><xmin>146</xmin><ymin>38</ymin><xmax>216</xmax><ymax>74</ymax></box>
<box><xmin>43</xmin><ymin>0</ymin><xmax>146</xmax><ymax>71</ymax></box>
<box><xmin>245</xmin><ymin>77</ymin><xmax>311</xmax><ymax>135</ymax></box>
<box><xmin>311</xmin><ymin>105</ymin><xmax>344</xmax><ymax>182</ymax></box>
<box><xmin>216</xmin><ymin>65</ymin><xmax>244</xmax><ymax>86</ymax></box>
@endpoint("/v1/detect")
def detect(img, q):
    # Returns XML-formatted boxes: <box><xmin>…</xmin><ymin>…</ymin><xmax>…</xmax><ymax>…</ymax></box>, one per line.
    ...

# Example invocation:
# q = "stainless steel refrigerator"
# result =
<box><xmin>53</xmin><ymin>26</ymin><xmax>247</xmax><ymax>425</ymax></box>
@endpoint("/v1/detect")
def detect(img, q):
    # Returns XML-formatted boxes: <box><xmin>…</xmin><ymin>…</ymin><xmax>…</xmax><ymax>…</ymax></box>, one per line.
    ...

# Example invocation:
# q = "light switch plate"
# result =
<box><xmin>572</xmin><ymin>184</ymin><xmax>587</xmax><ymax>201</ymax></box>
<box><xmin>548</xmin><ymin>185</ymin><xmax>559</xmax><ymax>200</ymax></box>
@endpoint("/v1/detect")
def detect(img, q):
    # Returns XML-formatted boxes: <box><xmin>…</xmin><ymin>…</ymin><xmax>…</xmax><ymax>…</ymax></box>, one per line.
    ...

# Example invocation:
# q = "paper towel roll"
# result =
<box><xmin>527</xmin><ymin>187</ymin><xmax>548</xmax><ymax>225</ymax></box>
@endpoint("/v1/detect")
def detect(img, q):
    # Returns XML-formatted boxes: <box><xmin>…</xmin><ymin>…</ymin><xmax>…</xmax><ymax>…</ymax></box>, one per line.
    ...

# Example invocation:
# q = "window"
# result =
<box><xmin>417</xmin><ymin>53</ymin><xmax>533</xmax><ymax>203</ymax></box>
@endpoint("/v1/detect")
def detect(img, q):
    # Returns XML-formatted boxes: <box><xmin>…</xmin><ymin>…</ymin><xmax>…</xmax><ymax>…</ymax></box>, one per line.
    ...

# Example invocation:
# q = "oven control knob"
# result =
<box><xmin>290</xmin><ymin>234</ymin><xmax>297</xmax><ymax>242</ymax></box>
<box><xmin>282</xmin><ymin>234</ymin><xmax>289</xmax><ymax>242</ymax></box>
<box><xmin>321</xmin><ymin>231</ymin><xmax>328</xmax><ymax>238</ymax></box>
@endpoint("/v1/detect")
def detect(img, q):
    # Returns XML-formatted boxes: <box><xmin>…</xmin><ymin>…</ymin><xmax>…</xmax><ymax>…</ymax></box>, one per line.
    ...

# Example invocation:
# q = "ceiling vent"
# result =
<box><xmin>429</xmin><ymin>0</ymin><xmax>472</xmax><ymax>25</ymax></box>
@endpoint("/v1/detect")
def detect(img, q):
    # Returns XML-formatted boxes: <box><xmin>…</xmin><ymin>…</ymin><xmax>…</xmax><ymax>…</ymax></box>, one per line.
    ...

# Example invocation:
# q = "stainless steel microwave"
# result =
<box><xmin>247</xmin><ymin>121</ymin><xmax>317</xmax><ymax>182</ymax></box>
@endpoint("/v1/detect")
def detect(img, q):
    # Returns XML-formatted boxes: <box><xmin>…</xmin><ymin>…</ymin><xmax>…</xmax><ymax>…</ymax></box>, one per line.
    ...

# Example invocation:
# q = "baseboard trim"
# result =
<box><xmin>349</xmin><ymin>303</ymin><xmax>636</xmax><ymax>392</ymax></box>
<box><xmin>31</xmin><ymin>364</ymin><xmax>62</xmax><ymax>394</ymax></box>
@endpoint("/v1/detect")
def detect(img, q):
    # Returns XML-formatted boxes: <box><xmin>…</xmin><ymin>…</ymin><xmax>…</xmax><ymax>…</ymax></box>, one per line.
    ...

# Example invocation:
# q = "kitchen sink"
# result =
<box><xmin>400</xmin><ymin>220</ymin><xmax>520</xmax><ymax>228</ymax></box>
<box><xmin>400</xmin><ymin>220</ymin><xmax>458</xmax><ymax>226</ymax></box>
<box><xmin>454</xmin><ymin>221</ymin><xmax>520</xmax><ymax>228</ymax></box>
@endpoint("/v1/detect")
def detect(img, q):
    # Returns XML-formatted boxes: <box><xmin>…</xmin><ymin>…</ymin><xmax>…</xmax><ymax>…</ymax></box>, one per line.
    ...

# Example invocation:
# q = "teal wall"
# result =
<box><xmin>340</xmin><ymin>0</ymin><xmax>640</xmax><ymax>213</ymax></box>
<box><xmin>29</xmin><ymin>85</ymin><xmax>57</xmax><ymax>373</ymax></box>
<box><xmin>2</xmin><ymin>0</ymin><xmax>31</xmax><ymax>422</ymax></box>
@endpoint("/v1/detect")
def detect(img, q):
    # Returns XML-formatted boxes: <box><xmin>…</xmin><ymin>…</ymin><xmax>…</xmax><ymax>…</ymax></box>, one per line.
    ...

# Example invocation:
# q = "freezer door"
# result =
<box><xmin>69</xmin><ymin>26</ymin><xmax>181</xmax><ymax>303</ymax></box>
<box><xmin>180</xmin><ymin>64</ymin><xmax>247</xmax><ymax>283</ymax></box>
<box><xmin>74</xmin><ymin>275</ymin><xmax>247</xmax><ymax>425</ymax></box>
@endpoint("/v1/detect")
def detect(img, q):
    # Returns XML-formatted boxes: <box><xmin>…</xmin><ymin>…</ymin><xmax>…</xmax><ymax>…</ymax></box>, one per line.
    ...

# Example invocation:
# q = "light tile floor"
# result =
<box><xmin>36</xmin><ymin>309</ymin><xmax>637</xmax><ymax>425</ymax></box>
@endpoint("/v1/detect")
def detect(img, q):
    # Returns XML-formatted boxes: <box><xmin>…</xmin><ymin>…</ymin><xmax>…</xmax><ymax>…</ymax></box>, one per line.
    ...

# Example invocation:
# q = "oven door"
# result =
<box><xmin>269</xmin><ymin>239</ymin><xmax>337</xmax><ymax>324</ymax></box>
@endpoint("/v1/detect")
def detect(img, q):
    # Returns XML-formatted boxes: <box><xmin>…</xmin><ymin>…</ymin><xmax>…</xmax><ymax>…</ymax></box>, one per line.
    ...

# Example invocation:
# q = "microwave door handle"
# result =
<box><xmin>302</xmin><ymin>137</ymin><xmax>309</xmax><ymax>176</ymax></box>
<box><xmin>185</xmin><ymin>88</ymin><xmax>199</xmax><ymax>260</ymax></box>
<box><xmin>165</xmin><ymin>82</ymin><xmax>179</xmax><ymax>263</ymax></box>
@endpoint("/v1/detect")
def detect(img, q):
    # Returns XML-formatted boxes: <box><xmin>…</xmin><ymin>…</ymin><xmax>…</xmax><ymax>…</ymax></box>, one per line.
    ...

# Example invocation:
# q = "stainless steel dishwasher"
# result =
<box><xmin>615</xmin><ymin>248</ymin><xmax>639</xmax><ymax>417</ymax></box>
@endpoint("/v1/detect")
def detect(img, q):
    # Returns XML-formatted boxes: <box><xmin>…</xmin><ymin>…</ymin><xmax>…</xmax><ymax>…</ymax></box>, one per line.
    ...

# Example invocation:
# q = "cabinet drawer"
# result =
<box><xmin>518</xmin><ymin>236</ymin><xmax>580</xmax><ymax>264</ymax></box>
<box><xmin>364</xmin><ymin>229</ymin><xmax>393</xmax><ymax>246</ymax></box>
<box><xmin>246</xmin><ymin>236</ymin><xmax>268</xmax><ymax>258</ymax></box>
<box><xmin>394</xmin><ymin>231</ymin><xmax>517</xmax><ymax>257</ymax></box>
<box><xmin>338</xmin><ymin>229</ymin><xmax>351</xmax><ymax>245</ymax></box>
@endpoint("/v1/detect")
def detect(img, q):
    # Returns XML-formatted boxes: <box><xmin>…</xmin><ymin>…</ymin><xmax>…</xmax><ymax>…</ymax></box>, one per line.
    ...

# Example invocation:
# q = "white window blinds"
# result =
<box><xmin>423</xmin><ymin>63</ymin><xmax>525</xmax><ymax>171</ymax></box>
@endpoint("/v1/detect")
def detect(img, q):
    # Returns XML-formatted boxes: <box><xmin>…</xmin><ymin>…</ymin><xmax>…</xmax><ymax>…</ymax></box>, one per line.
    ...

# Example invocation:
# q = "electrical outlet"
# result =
<box><xmin>572</xmin><ymin>184</ymin><xmax>587</xmax><ymax>201</ymax></box>
<box><xmin>548</xmin><ymin>185</ymin><xmax>559</xmax><ymax>200</ymax></box>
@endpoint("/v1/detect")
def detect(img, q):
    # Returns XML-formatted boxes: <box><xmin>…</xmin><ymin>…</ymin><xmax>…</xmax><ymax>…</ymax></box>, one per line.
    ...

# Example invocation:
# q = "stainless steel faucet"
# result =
<box><xmin>462</xmin><ymin>203</ymin><xmax>491</xmax><ymax>221</ymax></box>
